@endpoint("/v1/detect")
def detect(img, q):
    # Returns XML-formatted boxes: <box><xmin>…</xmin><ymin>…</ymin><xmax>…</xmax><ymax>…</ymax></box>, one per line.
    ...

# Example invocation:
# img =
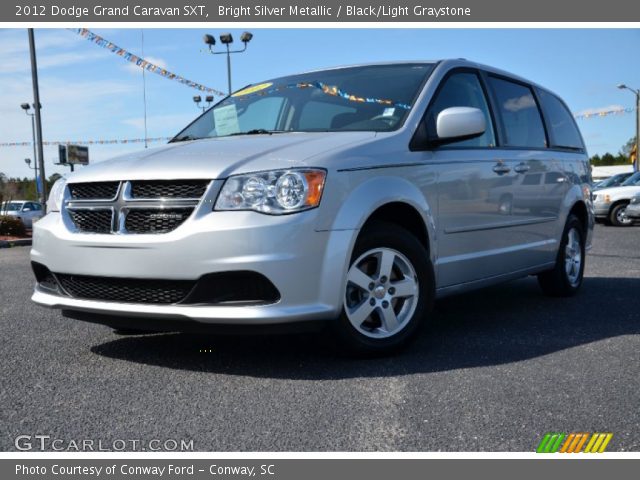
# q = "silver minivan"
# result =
<box><xmin>31</xmin><ymin>60</ymin><xmax>594</xmax><ymax>354</ymax></box>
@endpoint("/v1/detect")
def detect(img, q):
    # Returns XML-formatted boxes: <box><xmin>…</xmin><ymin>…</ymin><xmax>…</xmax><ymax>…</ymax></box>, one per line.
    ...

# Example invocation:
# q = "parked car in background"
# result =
<box><xmin>31</xmin><ymin>60</ymin><xmax>593</xmax><ymax>354</ymax></box>
<box><xmin>593</xmin><ymin>172</ymin><xmax>634</xmax><ymax>191</ymax></box>
<box><xmin>592</xmin><ymin>171</ymin><xmax>640</xmax><ymax>226</ymax></box>
<box><xmin>1</xmin><ymin>200</ymin><xmax>44</xmax><ymax>228</ymax></box>
<box><xmin>625</xmin><ymin>193</ymin><xmax>640</xmax><ymax>221</ymax></box>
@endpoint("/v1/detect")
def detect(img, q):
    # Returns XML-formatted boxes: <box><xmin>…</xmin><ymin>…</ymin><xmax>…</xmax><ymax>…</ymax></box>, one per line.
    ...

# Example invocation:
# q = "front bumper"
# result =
<box><xmin>593</xmin><ymin>202</ymin><xmax>611</xmax><ymax>217</ymax></box>
<box><xmin>625</xmin><ymin>202</ymin><xmax>640</xmax><ymax>219</ymax></box>
<box><xmin>31</xmin><ymin>210</ymin><xmax>354</xmax><ymax>326</ymax></box>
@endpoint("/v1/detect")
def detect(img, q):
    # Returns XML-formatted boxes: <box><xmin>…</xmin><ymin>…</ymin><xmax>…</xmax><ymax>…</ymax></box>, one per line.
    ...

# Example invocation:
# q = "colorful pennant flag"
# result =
<box><xmin>70</xmin><ymin>28</ymin><xmax>226</xmax><ymax>97</ymax></box>
<box><xmin>574</xmin><ymin>106</ymin><xmax>636</xmax><ymax>120</ymax></box>
<box><xmin>0</xmin><ymin>137</ymin><xmax>171</xmax><ymax>147</ymax></box>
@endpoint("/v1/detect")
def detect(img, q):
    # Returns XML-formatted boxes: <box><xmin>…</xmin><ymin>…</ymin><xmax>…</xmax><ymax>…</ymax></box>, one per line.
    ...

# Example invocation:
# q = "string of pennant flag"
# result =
<box><xmin>1</xmin><ymin>106</ymin><xmax>637</xmax><ymax>148</ymax></box>
<box><xmin>0</xmin><ymin>137</ymin><xmax>172</xmax><ymax>147</ymax></box>
<box><xmin>1</xmin><ymin>105</ymin><xmax>636</xmax><ymax>148</ymax></box>
<box><xmin>70</xmin><ymin>28</ymin><xmax>227</xmax><ymax>97</ymax></box>
<box><xmin>574</xmin><ymin>106</ymin><xmax>637</xmax><ymax>120</ymax></box>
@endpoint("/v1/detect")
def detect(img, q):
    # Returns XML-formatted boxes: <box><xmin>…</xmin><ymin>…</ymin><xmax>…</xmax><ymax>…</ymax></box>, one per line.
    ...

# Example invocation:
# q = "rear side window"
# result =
<box><xmin>489</xmin><ymin>77</ymin><xmax>546</xmax><ymax>149</ymax></box>
<box><xmin>538</xmin><ymin>90</ymin><xmax>584</xmax><ymax>150</ymax></box>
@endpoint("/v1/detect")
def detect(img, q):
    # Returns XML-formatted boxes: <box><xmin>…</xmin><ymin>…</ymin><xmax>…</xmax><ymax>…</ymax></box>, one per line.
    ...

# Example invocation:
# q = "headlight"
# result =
<box><xmin>47</xmin><ymin>178</ymin><xmax>67</xmax><ymax>212</ymax></box>
<box><xmin>215</xmin><ymin>169</ymin><xmax>326</xmax><ymax>214</ymax></box>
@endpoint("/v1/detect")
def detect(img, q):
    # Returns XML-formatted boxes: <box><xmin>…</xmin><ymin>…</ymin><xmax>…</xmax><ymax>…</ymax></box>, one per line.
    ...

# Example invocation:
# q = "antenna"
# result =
<box><xmin>141</xmin><ymin>29</ymin><xmax>148</xmax><ymax>149</ymax></box>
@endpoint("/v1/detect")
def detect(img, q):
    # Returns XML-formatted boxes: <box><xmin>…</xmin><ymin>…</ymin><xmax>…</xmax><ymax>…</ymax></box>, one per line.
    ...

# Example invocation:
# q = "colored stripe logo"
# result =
<box><xmin>537</xmin><ymin>433</ymin><xmax>613</xmax><ymax>453</ymax></box>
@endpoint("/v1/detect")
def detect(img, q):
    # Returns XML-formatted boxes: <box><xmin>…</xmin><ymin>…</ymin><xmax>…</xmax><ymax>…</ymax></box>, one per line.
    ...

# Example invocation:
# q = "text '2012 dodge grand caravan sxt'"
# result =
<box><xmin>31</xmin><ymin>60</ymin><xmax>594</xmax><ymax>354</ymax></box>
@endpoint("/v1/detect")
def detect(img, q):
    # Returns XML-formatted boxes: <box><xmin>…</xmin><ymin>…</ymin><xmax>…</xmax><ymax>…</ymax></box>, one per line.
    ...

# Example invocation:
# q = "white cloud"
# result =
<box><xmin>0</xmin><ymin>29</ymin><xmax>195</xmax><ymax>178</ymax></box>
<box><xmin>504</xmin><ymin>94</ymin><xmax>536</xmax><ymax>112</ymax></box>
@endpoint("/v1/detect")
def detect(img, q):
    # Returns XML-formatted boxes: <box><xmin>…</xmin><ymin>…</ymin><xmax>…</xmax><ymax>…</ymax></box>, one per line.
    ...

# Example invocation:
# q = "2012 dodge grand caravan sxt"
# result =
<box><xmin>31</xmin><ymin>60</ymin><xmax>594</xmax><ymax>354</ymax></box>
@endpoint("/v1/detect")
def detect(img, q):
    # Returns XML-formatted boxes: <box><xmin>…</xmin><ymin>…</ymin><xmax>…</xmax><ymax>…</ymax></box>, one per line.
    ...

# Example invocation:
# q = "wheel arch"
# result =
<box><xmin>569</xmin><ymin>200</ymin><xmax>589</xmax><ymax>233</ymax></box>
<box><xmin>328</xmin><ymin>175</ymin><xmax>436</xmax><ymax>261</ymax></box>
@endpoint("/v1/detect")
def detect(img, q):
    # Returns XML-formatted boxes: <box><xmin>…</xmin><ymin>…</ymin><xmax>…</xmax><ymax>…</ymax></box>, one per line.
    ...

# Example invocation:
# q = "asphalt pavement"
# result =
<box><xmin>1</xmin><ymin>224</ymin><xmax>639</xmax><ymax>452</ymax></box>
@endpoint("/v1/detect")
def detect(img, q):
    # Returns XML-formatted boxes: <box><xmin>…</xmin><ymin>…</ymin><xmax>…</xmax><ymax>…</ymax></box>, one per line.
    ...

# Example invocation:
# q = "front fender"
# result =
<box><xmin>315</xmin><ymin>174</ymin><xmax>436</xmax><ymax>314</ymax></box>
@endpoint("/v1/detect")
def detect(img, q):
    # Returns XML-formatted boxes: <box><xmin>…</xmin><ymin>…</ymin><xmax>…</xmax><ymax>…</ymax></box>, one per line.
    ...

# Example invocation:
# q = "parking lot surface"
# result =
<box><xmin>1</xmin><ymin>224</ymin><xmax>639</xmax><ymax>451</ymax></box>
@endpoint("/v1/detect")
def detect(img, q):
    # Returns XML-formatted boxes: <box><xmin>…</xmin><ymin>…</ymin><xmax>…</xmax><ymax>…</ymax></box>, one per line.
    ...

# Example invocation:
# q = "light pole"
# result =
<box><xmin>617</xmin><ymin>84</ymin><xmax>640</xmax><ymax>172</ymax></box>
<box><xmin>27</xmin><ymin>28</ymin><xmax>47</xmax><ymax>209</ymax></box>
<box><xmin>21</xmin><ymin>103</ymin><xmax>38</xmax><ymax>191</ymax></box>
<box><xmin>193</xmin><ymin>95</ymin><xmax>214</xmax><ymax>112</ymax></box>
<box><xmin>203</xmin><ymin>31</ymin><xmax>253</xmax><ymax>95</ymax></box>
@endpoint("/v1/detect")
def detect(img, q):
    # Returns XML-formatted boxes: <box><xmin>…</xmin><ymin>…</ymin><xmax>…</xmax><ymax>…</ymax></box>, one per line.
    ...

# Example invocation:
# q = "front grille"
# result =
<box><xmin>130</xmin><ymin>180</ymin><xmax>209</xmax><ymax>199</ymax></box>
<box><xmin>57</xmin><ymin>274</ymin><xmax>195</xmax><ymax>304</ymax></box>
<box><xmin>69</xmin><ymin>182</ymin><xmax>119</xmax><ymax>200</ymax></box>
<box><xmin>68</xmin><ymin>209</ymin><xmax>112</xmax><ymax>233</ymax></box>
<box><xmin>64</xmin><ymin>180</ymin><xmax>209</xmax><ymax>235</ymax></box>
<box><xmin>124</xmin><ymin>208</ymin><xmax>194</xmax><ymax>234</ymax></box>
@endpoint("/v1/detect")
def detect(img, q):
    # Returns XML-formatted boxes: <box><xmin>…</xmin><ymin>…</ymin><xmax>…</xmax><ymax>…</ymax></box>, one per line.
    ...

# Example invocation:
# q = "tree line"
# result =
<box><xmin>0</xmin><ymin>173</ymin><xmax>62</xmax><ymax>205</ymax></box>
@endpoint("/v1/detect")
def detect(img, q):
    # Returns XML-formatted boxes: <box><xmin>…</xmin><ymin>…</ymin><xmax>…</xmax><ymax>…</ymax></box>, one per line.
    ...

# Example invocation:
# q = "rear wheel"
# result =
<box><xmin>537</xmin><ymin>214</ymin><xmax>585</xmax><ymax>297</ymax></box>
<box><xmin>333</xmin><ymin>222</ymin><xmax>434</xmax><ymax>355</ymax></box>
<box><xmin>609</xmin><ymin>202</ymin><xmax>632</xmax><ymax>226</ymax></box>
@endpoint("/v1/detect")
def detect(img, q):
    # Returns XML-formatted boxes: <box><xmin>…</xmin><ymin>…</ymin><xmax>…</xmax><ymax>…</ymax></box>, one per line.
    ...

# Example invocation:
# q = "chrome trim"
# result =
<box><xmin>62</xmin><ymin>180</ymin><xmax>212</xmax><ymax>234</ymax></box>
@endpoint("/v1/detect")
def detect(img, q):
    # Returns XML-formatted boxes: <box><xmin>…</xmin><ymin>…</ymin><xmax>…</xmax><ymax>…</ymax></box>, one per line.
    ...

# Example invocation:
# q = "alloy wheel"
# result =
<box><xmin>344</xmin><ymin>247</ymin><xmax>419</xmax><ymax>339</ymax></box>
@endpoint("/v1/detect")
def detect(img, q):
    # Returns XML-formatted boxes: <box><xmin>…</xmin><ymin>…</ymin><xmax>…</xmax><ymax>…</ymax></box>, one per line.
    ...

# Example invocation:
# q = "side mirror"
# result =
<box><xmin>23</xmin><ymin>207</ymin><xmax>31</xmax><ymax>211</ymax></box>
<box><xmin>435</xmin><ymin>107</ymin><xmax>486</xmax><ymax>144</ymax></box>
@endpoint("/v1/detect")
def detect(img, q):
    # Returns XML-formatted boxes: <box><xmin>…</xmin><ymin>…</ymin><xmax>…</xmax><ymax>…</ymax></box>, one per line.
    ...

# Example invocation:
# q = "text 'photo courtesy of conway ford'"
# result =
<box><xmin>31</xmin><ymin>59</ymin><xmax>593</xmax><ymax>355</ymax></box>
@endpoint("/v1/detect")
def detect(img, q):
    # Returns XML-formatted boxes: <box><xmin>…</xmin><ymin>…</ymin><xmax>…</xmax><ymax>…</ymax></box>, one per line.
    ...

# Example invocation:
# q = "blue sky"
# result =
<box><xmin>0</xmin><ymin>28</ymin><xmax>639</xmax><ymax>179</ymax></box>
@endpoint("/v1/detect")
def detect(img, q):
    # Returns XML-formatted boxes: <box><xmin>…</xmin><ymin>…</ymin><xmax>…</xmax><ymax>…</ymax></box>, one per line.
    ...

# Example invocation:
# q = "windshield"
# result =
<box><xmin>598</xmin><ymin>173</ymin><xmax>632</xmax><ymax>188</ymax></box>
<box><xmin>621</xmin><ymin>172</ymin><xmax>640</xmax><ymax>186</ymax></box>
<box><xmin>171</xmin><ymin>63</ymin><xmax>434</xmax><ymax>141</ymax></box>
<box><xmin>2</xmin><ymin>202</ymin><xmax>23</xmax><ymax>211</ymax></box>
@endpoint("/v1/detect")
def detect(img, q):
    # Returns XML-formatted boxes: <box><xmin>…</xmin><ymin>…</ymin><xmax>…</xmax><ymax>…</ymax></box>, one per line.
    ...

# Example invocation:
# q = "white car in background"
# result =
<box><xmin>1</xmin><ymin>200</ymin><xmax>44</xmax><ymax>228</ymax></box>
<box><xmin>592</xmin><ymin>171</ymin><xmax>640</xmax><ymax>226</ymax></box>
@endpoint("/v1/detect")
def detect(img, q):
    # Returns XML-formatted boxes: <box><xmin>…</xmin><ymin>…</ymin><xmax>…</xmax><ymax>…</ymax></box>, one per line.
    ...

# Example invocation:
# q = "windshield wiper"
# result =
<box><xmin>170</xmin><ymin>135</ymin><xmax>200</xmax><ymax>143</ymax></box>
<box><xmin>227</xmin><ymin>129</ymin><xmax>286</xmax><ymax>136</ymax></box>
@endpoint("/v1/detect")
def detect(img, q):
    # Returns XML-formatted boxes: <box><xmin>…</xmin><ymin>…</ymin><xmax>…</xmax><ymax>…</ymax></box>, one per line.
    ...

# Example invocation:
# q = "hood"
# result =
<box><xmin>594</xmin><ymin>185</ymin><xmax>640</xmax><ymax>197</ymax></box>
<box><xmin>67</xmin><ymin>132</ymin><xmax>376</xmax><ymax>183</ymax></box>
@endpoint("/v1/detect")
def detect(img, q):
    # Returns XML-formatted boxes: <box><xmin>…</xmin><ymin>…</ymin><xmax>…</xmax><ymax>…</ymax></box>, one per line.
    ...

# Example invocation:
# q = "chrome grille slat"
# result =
<box><xmin>64</xmin><ymin>180</ymin><xmax>210</xmax><ymax>234</ymax></box>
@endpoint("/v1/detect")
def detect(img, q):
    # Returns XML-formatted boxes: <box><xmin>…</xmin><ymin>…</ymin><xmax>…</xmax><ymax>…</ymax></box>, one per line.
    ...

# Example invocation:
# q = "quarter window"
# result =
<box><xmin>538</xmin><ymin>89</ymin><xmax>584</xmax><ymax>150</ymax></box>
<box><xmin>489</xmin><ymin>77</ymin><xmax>547</xmax><ymax>149</ymax></box>
<box><xmin>428</xmin><ymin>72</ymin><xmax>496</xmax><ymax>148</ymax></box>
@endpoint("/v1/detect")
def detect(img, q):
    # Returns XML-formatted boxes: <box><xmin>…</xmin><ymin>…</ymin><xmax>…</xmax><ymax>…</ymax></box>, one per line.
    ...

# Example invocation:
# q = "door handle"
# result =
<box><xmin>492</xmin><ymin>162</ymin><xmax>511</xmax><ymax>175</ymax></box>
<box><xmin>513</xmin><ymin>163</ymin><xmax>530</xmax><ymax>174</ymax></box>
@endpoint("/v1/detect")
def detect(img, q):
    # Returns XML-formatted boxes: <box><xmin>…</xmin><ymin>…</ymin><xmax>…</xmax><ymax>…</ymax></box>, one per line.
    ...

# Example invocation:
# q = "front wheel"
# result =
<box><xmin>609</xmin><ymin>203</ymin><xmax>633</xmax><ymax>226</ymax></box>
<box><xmin>537</xmin><ymin>214</ymin><xmax>585</xmax><ymax>297</ymax></box>
<box><xmin>333</xmin><ymin>222</ymin><xmax>434</xmax><ymax>355</ymax></box>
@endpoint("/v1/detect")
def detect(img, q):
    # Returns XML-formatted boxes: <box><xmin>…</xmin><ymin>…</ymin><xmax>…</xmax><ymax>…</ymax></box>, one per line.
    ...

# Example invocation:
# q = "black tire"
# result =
<box><xmin>537</xmin><ymin>214</ymin><xmax>585</xmax><ymax>297</ymax></box>
<box><xmin>332</xmin><ymin>221</ymin><xmax>435</xmax><ymax>356</ymax></box>
<box><xmin>609</xmin><ymin>202</ymin><xmax>632</xmax><ymax>227</ymax></box>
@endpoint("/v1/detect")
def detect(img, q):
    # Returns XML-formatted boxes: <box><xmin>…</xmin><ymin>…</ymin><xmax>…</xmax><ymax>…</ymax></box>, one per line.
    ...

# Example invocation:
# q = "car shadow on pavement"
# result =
<box><xmin>90</xmin><ymin>276</ymin><xmax>640</xmax><ymax>379</ymax></box>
